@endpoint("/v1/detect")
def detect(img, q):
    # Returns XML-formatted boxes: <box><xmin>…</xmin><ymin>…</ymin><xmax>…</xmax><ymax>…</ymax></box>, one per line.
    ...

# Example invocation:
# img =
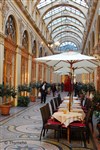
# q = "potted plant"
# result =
<box><xmin>0</xmin><ymin>84</ymin><xmax>17</xmax><ymax>115</ymax></box>
<box><xmin>29</xmin><ymin>82</ymin><xmax>36</xmax><ymax>102</ymax></box>
<box><xmin>92</xmin><ymin>91</ymin><xmax>100</xmax><ymax>140</ymax></box>
<box><xmin>17</xmin><ymin>96</ymin><xmax>30</xmax><ymax>107</ymax></box>
<box><xmin>18</xmin><ymin>84</ymin><xmax>32</xmax><ymax>96</ymax></box>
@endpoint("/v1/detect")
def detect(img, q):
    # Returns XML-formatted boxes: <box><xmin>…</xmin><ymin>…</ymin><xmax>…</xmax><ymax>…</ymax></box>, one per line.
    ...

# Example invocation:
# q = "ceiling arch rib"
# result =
<box><xmin>51</xmin><ymin>24</ymin><xmax>83</xmax><ymax>36</ymax></box>
<box><xmin>39</xmin><ymin>2</ymin><xmax>87</xmax><ymax>19</ymax></box>
<box><xmin>37</xmin><ymin>0</ymin><xmax>88</xmax><ymax>53</ymax></box>
<box><xmin>37</xmin><ymin>0</ymin><xmax>88</xmax><ymax>10</ymax></box>
<box><xmin>43</xmin><ymin>7</ymin><xmax>86</xmax><ymax>26</ymax></box>
<box><xmin>47</xmin><ymin>15</ymin><xmax>84</xmax><ymax>30</ymax></box>
<box><xmin>48</xmin><ymin>19</ymin><xmax>84</xmax><ymax>32</ymax></box>
<box><xmin>53</xmin><ymin>32</ymin><xmax>82</xmax><ymax>43</ymax></box>
<box><xmin>58</xmin><ymin>39</ymin><xmax>80</xmax><ymax>51</ymax></box>
<box><xmin>54</xmin><ymin>35</ymin><xmax>81</xmax><ymax>48</ymax></box>
<box><xmin>57</xmin><ymin>36</ymin><xmax>81</xmax><ymax>47</ymax></box>
<box><xmin>59</xmin><ymin>41</ymin><xmax>78</xmax><ymax>51</ymax></box>
<box><xmin>53</xmin><ymin>30</ymin><xmax>82</xmax><ymax>41</ymax></box>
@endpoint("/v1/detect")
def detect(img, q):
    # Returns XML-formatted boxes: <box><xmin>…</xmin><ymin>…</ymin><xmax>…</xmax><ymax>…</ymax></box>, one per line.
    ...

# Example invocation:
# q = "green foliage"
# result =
<box><xmin>92</xmin><ymin>91</ymin><xmax>100</xmax><ymax>110</ymax></box>
<box><xmin>18</xmin><ymin>84</ymin><xmax>32</xmax><ymax>93</ymax></box>
<box><xmin>92</xmin><ymin>91</ymin><xmax>100</xmax><ymax>122</ymax></box>
<box><xmin>80</xmin><ymin>83</ymin><xmax>95</xmax><ymax>94</ymax></box>
<box><xmin>35</xmin><ymin>82</ymin><xmax>41</xmax><ymax>89</ymax></box>
<box><xmin>46</xmin><ymin>83</ymin><xmax>52</xmax><ymax>88</ymax></box>
<box><xmin>0</xmin><ymin>84</ymin><xmax>17</xmax><ymax>98</ymax></box>
<box><xmin>29</xmin><ymin>82</ymin><xmax>36</xmax><ymax>89</ymax></box>
<box><xmin>94</xmin><ymin>111</ymin><xmax>100</xmax><ymax>122</ymax></box>
<box><xmin>17</xmin><ymin>96</ymin><xmax>30</xmax><ymax>107</ymax></box>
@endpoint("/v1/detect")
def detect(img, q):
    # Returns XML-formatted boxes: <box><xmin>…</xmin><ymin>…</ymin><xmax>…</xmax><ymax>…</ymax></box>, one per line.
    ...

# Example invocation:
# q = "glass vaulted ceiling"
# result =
<box><xmin>37</xmin><ymin>0</ymin><xmax>88</xmax><ymax>53</ymax></box>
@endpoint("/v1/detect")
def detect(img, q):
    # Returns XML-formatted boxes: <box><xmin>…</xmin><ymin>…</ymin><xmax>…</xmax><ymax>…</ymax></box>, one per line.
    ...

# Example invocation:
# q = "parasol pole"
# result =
<box><xmin>69</xmin><ymin>62</ymin><xmax>74</xmax><ymax>111</ymax></box>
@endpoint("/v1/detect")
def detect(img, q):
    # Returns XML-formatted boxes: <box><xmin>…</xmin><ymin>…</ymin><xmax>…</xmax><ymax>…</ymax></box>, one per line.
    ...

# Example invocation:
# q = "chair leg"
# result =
<box><xmin>43</xmin><ymin>129</ymin><xmax>45</xmax><ymax>137</ymax></box>
<box><xmin>81</xmin><ymin>129</ymin><xmax>87</xmax><ymax>148</ymax></box>
<box><xmin>57</xmin><ymin>129</ymin><xmax>61</xmax><ymax>142</ymax></box>
<box><xmin>40</xmin><ymin>128</ymin><xmax>44</xmax><ymax>141</ymax></box>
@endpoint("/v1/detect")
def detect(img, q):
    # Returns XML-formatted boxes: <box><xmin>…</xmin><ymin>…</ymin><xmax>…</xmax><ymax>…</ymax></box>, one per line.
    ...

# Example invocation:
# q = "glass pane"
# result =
<box><xmin>44</xmin><ymin>6</ymin><xmax>85</xmax><ymax>20</ymax></box>
<box><xmin>59</xmin><ymin>41</ymin><xmax>78</xmax><ymax>51</ymax></box>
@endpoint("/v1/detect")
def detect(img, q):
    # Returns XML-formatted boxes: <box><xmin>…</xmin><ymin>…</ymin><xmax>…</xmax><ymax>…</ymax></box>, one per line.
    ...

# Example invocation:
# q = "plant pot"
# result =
<box><xmin>0</xmin><ymin>105</ymin><xmax>11</xmax><ymax>115</ymax></box>
<box><xmin>30</xmin><ymin>96</ymin><xmax>36</xmax><ymax>102</ymax></box>
<box><xmin>97</xmin><ymin>122</ymin><xmax>100</xmax><ymax>140</ymax></box>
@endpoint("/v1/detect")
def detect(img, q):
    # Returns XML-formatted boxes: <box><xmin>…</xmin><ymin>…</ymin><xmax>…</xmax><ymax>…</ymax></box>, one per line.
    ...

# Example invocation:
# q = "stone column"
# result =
<box><xmin>14</xmin><ymin>46</ymin><xmax>21</xmax><ymax>106</ymax></box>
<box><xmin>0</xmin><ymin>34</ymin><xmax>4</xmax><ymax>84</ymax></box>
<box><xmin>97</xmin><ymin>66</ymin><xmax>100</xmax><ymax>92</ymax></box>
<box><xmin>28</xmin><ymin>55</ymin><xmax>32</xmax><ymax>84</ymax></box>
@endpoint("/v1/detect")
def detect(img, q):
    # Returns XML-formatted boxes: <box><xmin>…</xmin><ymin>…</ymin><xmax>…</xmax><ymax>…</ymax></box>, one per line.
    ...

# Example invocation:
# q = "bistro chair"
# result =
<box><xmin>40</xmin><ymin>105</ymin><xmax>61</xmax><ymax>141</ymax></box>
<box><xmin>69</xmin><ymin>108</ymin><xmax>93</xmax><ymax>148</ymax></box>
<box><xmin>53</xmin><ymin>97</ymin><xmax>59</xmax><ymax>109</ymax></box>
<box><xmin>45</xmin><ymin>103</ymin><xmax>51</xmax><ymax>119</ymax></box>
<box><xmin>50</xmin><ymin>99</ymin><xmax>57</xmax><ymax>114</ymax></box>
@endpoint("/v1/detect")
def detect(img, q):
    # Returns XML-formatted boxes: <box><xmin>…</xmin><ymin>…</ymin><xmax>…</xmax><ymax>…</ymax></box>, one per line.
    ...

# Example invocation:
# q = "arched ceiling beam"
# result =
<box><xmin>59</xmin><ymin>40</ymin><xmax>80</xmax><ymax>51</ymax></box>
<box><xmin>34</xmin><ymin>0</ymin><xmax>89</xmax><ymax>12</ymax></box>
<box><xmin>47</xmin><ymin>15</ymin><xmax>84</xmax><ymax>28</ymax></box>
<box><xmin>41</xmin><ymin>3</ymin><xmax>86</xmax><ymax>19</ymax></box>
<box><xmin>53</xmin><ymin>31</ymin><xmax>81</xmax><ymax>43</ymax></box>
<box><xmin>57</xmin><ymin>36</ymin><xmax>81</xmax><ymax>47</ymax></box>
<box><xmin>57</xmin><ymin>36</ymin><xmax>81</xmax><ymax>49</ymax></box>
<box><xmin>51</xmin><ymin>24</ymin><xmax>83</xmax><ymax>36</ymax></box>
<box><xmin>53</xmin><ymin>30</ymin><xmax>82</xmax><ymax>40</ymax></box>
<box><xmin>59</xmin><ymin>41</ymin><xmax>80</xmax><ymax>51</ymax></box>
<box><xmin>48</xmin><ymin>18</ymin><xmax>84</xmax><ymax>33</ymax></box>
<box><xmin>45</xmin><ymin>12</ymin><xmax>85</xmax><ymax>27</ymax></box>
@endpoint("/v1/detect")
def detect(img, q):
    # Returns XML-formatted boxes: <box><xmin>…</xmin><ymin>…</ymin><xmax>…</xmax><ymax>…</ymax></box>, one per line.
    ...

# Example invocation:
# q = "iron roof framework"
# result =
<box><xmin>36</xmin><ymin>0</ymin><xmax>88</xmax><ymax>53</ymax></box>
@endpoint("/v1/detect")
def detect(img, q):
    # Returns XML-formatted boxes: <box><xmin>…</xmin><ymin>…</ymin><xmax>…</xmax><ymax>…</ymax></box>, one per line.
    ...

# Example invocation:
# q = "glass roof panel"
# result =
<box><xmin>71</xmin><ymin>0</ymin><xmax>88</xmax><ymax>8</ymax></box>
<box><xmin>37</xmin><ymin>0</ymin><xmax>56</xmax><ymax>9</ymax></box>
<box><xmin>37</xmin><ymin>0</ymin><xmax>88</xmax><ymax>53</ymax></box>
<box><xmin>52</xmin><ymin>25</ymin><xmax>81</xmax><ymax>33</ymax></box>
<box><xmin>59</xmin><ymin>41</ymin><xmax>78</xmax><ymax>51</ymax></box>
<box><xmin>37</xmin><ymin>0</ymin><xmax>88</xmax><ymax>9</ymax></box>
<box><xmin>43</xmin><ymin>6</ymin><xmax>85</xmax><ymax>20</ymax></box>
<box><xmin>54</xmin><ymin>32</ymin><xmax>81</xmax><ymax>39</ymax></box>
<box><xmin>48</xmin><ymin>17</ymin><xmax>83</xmax><ymax>28</ymax></box>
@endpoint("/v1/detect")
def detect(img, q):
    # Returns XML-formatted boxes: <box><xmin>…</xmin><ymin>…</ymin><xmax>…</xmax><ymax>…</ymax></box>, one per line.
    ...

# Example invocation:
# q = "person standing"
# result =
<box><xmin>40</xmin><ymin>81</ymin><xmax>48</xmax><ymax>103</ymax></box>
<box><xmin>51</xmin><ymin>83</ymin><xmax>57</xmax><ymax>97</ymax></box>
<box><xmin>74</xmin><ymin>82</ymin><xmax>79</xmax><ymax>96</ymax></box>
<box><xmin>61</xmin><ymin>82</ymin><xmax>64</xmax><ymax>92</ymax></box>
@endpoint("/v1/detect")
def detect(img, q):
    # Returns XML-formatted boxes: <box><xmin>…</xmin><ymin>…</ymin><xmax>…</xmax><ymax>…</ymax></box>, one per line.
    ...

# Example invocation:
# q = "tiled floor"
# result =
<box><xmin>0</xmin><ymin>92</ymin><xmax>99</xmax><ymax>150</ymax></box>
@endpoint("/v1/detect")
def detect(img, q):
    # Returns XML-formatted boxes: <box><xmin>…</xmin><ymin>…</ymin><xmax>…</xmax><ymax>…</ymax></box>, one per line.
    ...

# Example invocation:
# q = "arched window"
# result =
<box><xmin>5</xmin><ymin>15</ymin><xmax>16</xmax><ymax>42</ymax></box>
<box><xmin>22</xmin><ymin>30</ymin><xmax>28</xmax><ymax>50</ymax></box>
<box><xmin>32</xmin><ymin>40</ymin><xmax>36</xmax><ymax>56</ymax></box>
<box><xmin>39</xmin><ymin>47</ymin><xmax>42</xmax><ymax>57</ymax></box>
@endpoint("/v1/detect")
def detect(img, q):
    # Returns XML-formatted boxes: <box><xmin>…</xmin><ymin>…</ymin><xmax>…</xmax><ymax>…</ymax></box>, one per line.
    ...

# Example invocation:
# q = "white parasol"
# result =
<box><xmin>35</xmin><ymin>51</ymin><xmax>98</xmax><ymax>111</ymax></box>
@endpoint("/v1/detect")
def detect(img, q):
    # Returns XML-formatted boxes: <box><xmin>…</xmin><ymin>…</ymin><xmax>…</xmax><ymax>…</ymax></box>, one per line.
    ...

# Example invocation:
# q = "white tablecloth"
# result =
<box><xmin>52</xmin><ymin>111</ymin><xmax>85</xmax><ymax>127</ymax></box>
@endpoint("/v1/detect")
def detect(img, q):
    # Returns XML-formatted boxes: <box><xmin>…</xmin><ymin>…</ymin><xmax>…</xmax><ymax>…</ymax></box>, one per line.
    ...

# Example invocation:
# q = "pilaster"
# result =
<box><xmin>93</xmin><ymin>42</ymin><xmax>100</xmax><ymax>91</ymax></box>
<box><xmin>0</xmin><ymin>33</ymin><xmax>4</xmax><ymax>84</ymax></box>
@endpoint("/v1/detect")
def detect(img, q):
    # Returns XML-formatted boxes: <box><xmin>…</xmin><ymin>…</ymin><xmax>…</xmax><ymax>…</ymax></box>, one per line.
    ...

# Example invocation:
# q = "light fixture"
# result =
<box><xmin>55</xmin><ymin>41</ymin><xmax>60</xmax><ymax>46</ymax></box>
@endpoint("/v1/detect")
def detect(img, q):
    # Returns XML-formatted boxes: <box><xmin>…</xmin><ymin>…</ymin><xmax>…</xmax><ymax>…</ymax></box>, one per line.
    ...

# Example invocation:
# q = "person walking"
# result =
<box><xmin>61</xmin><ymin>82</ymin><xmax>64</xmax><ymax>92</ymax></box>
<box><xmin>51</xmin><ymin>83</ymin><xmax>57</xmax><ymax>97</ymax></box>
<box><xmin>74</xmin><ymin>82</ymin><xmax>79</xmax><ymax>96</ymax></box>
<box><xmin>40</xmin><ymin>81</ymin><xmax>48</xmax><ymax>103</ymax></box>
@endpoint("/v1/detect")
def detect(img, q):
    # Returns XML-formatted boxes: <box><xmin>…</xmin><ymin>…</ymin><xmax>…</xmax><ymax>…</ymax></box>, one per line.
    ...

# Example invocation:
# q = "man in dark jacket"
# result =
<box><xmin>40</xmin><ymin>81</ymin><xmax>48</xmax><ymax>103</ymax></box>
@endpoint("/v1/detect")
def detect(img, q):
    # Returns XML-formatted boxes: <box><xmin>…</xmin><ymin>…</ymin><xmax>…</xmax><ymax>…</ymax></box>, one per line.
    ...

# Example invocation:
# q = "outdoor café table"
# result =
<box><xmin>52</xmin><ymin>111</ymin><xmax>85</xmax><ymax>141</ymax></box>
<box><xmin>52</xmin><ymin>111</ymin><xmax>85</xmax><ymax>125</ymax></box>
<box><xmin>63</xmin><ymin>96</ymin><xmax>78</xmax><ymax>100</ymax></box>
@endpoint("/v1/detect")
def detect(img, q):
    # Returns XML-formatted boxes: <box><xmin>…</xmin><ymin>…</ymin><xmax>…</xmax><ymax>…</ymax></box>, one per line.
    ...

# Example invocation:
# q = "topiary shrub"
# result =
<box><xmin>17</xmin><ymin>96</ymin><xmax>30</xmax><ymax>107</ymax></box>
